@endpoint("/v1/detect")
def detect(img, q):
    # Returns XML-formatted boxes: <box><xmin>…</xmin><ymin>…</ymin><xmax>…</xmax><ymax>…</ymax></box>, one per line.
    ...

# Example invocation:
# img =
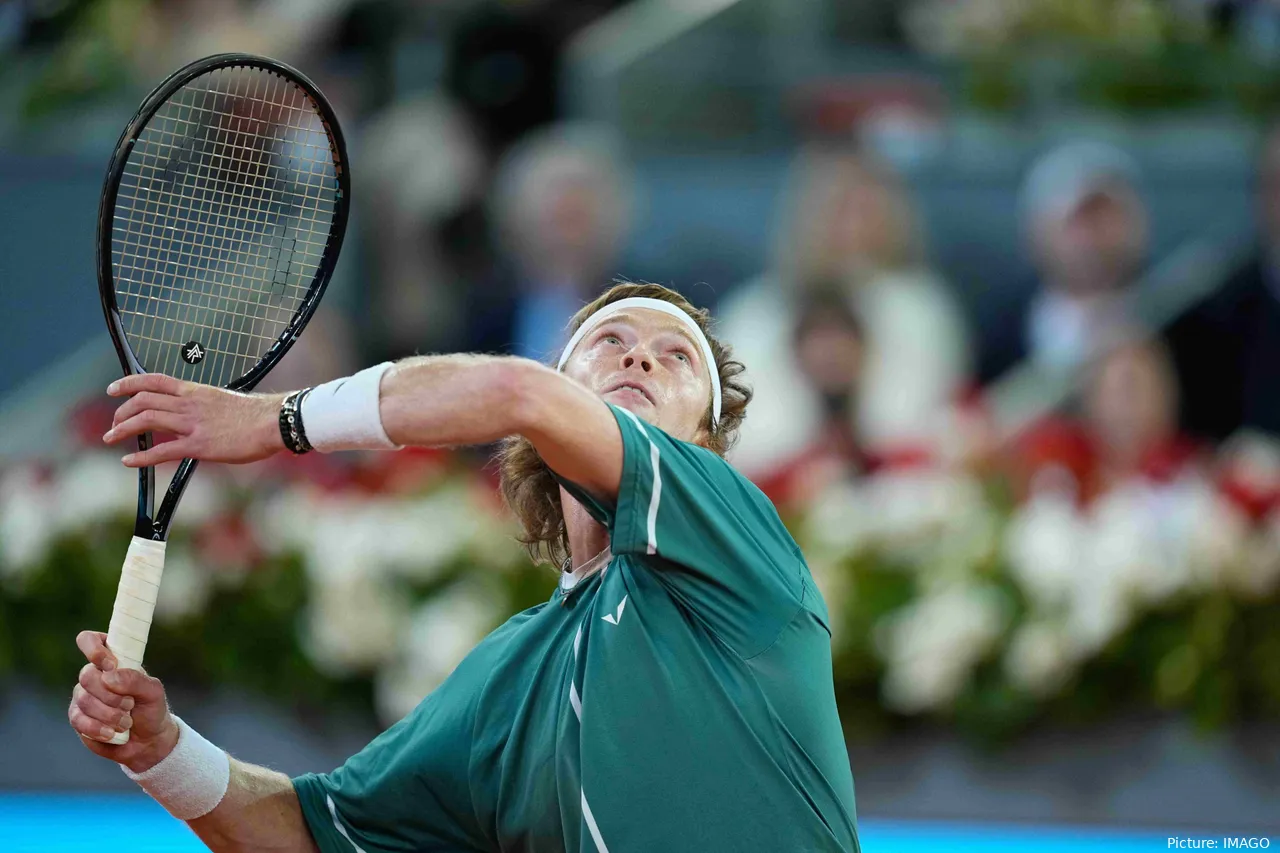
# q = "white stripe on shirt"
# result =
<box><xmin>581</xmin><ymin>790</ymin><xmax>612</xmax><ymax>853</ymax></box>
<box><xmin>326</xmin><ymin>794</ymin><xmax>368</xmax><ymax>853</ymax></box>
<box><xmin>616</xmin><ymin>408</ymin><xmax>661</xmax><ymax>555</ymax></box>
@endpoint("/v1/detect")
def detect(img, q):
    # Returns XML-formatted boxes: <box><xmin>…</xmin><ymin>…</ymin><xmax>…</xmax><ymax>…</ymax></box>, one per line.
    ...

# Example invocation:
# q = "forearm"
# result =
<box><xmin>374</xmin><ymin>352</ymin><xmax>621</xmax><ymax>498</ymax></box>
<box><xmin>379</xmin><ymin>354</ymin><xmax>537</xmax><ymax>447</ymax></box>
<box><xmin>187</xmin><ymin>759</ymin><xmax>318</xmax><ymax>853</ymax></box>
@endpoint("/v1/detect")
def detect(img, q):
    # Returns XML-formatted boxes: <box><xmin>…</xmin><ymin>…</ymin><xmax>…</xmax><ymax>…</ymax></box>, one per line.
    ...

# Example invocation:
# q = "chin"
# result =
<box><xmin>604</xmin><ymin>392</ymin><xmax>658</xmax><ymax>423</ymax></box>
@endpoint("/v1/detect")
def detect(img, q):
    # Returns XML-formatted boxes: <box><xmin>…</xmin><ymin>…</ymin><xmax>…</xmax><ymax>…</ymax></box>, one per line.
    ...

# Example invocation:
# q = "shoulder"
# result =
<box><xmin>614</xmin><ymin>406</ymin><xmax>792</xmax><ymax>529</ymax></box>
<box><xmin>1171</xmin><ymin>253</ymin><xmax>1267</xmax><ymax>333</ymax></box>
<box><xmin>1208</xmin><ymin>254</ymin><xmax>1269</xmax><ymax>315</ymax></box>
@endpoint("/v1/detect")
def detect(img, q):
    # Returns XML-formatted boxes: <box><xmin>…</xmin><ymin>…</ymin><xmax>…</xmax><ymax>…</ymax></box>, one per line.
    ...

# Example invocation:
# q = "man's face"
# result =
<box><xmin>561</xmin><ymin>308</ymin><xmax>713</xmax><ymax>444</ymax></box>
<box><xmin>1036</xmin><ymin>184</ymin><xmax>1147</xmax><ymax>294</ymax></box>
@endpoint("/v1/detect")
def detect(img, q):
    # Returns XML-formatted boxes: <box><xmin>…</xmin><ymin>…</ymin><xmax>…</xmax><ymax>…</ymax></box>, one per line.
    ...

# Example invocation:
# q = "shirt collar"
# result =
<box><xmin>560</xmin><ymin>546</ymin><xmax>612</xmax><ymax>591</ymax></box>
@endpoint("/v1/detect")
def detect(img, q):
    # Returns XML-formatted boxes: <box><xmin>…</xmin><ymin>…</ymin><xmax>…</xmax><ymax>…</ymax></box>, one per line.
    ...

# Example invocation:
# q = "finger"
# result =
<box><xmin>109</xmin><ymin>374</ymin><xmax>185</xmax><ymax>398</ymax></box>
<box><xmin>122</xmin><ymin>439</ymin><xmax>193</xmax><ymax>468</ymax></box>
<box><xmin>73</xmin><ymin>685</ymin><xmax>133</xmax><ymax>731</ymax></box>
<box><xmin>101</xmin><ymin>667</ymin><xmax>165</xmax><ymax>704</ymax></box>
<box><xmin>70</xmin><ymin>705</ymin><xmax>122</xmax><ymax>743</ymax></box>
<box><xmin>110</xmin><ymin>391</ymin><xmax>184</xmax><ymax>431</ymax></box>
<box><xmin>79</xmin><ymin>663</ymin><xmax>128</xmax><ymax>708</ymax></box>
<box><xmin>76</xmin><ymin>631</ymin><xmax>115</xmax><ymax>672</ymax></box>
<box><xmin>105</xmin><ymin>410</ymin><xmax>189</xmax><ymax>445</ymax></box>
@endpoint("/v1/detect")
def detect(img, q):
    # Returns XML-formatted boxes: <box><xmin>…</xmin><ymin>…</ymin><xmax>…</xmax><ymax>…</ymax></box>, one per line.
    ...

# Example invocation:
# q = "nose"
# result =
<box><xmin>621</xmin><ymin>347</ymin><xmax>652</xmax><ymax>373</ymax></box>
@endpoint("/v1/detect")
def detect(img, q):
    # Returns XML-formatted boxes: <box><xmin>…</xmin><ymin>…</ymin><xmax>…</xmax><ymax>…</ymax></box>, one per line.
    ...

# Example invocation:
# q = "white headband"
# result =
<box><xmin>556</xmin><ymin>296</ymin><xmax>722</xmax><ymax>426</ymax></box>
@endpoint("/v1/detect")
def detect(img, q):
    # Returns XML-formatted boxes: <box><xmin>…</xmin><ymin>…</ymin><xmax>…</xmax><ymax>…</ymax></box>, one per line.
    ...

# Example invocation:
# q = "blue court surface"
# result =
<box><xmin>0</xmin><ymin>793</ymin><xmax>1267</xmax><ymax>851</ymax></box>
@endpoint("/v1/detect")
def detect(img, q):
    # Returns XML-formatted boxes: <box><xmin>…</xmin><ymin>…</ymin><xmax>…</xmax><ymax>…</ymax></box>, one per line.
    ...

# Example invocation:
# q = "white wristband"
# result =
<box><xmin>122</xmin><ymin>715</ymin><xmax>230</xmax><ymax>821</ymax></box>
<box><xmin>301</xmin><ymin>362</ymin><xmax>402</xmax><ymax>452</ymax></box>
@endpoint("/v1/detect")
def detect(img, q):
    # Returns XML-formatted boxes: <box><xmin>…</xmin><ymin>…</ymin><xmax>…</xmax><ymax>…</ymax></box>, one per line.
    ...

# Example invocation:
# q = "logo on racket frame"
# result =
<box><xmin>181</xmin><ymin>341</ymin><xmax>206</xmax><ymax>364</ymax></box>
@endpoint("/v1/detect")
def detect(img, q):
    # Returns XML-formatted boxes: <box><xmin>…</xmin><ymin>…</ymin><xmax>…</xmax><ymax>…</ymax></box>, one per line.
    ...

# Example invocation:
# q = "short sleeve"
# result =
<box><xmin>567</xmin><ymin>405</ymin><xmax>813</xmax><ymax>658</ymax></box>
<box><xmin>293</xmin><ymin>695</ymin><xmax>485</xmax><ymax>853</ymax></box>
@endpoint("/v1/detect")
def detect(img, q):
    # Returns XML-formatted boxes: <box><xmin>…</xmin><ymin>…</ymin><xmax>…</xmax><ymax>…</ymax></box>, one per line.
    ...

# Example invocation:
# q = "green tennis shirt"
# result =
<box><xmin>293</xmin><ymin>405</ymin><xmax>859</xmax><ymax>852</ymax></box>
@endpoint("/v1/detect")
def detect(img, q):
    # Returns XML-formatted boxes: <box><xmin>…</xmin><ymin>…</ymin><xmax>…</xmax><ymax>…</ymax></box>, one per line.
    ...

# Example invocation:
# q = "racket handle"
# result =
<box><xmin>105</xmin><ymin>536</ymin><xmax>167</xmax><ymax>746</ymax></box>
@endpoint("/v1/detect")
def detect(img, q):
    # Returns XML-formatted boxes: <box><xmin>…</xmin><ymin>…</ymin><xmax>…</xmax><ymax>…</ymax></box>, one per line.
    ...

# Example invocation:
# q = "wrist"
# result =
<box><xmin>261</xmin><ymin>393</ymin><xmax>289</xmax><ymax>455</ymax></box>
<box><xmin>122</xmin><ymin>715</ymin><xmax>230</xmax><ymax>821</ymax></box>
<box><xmin>125</xmin><ymin>715</ymin><xmax>180</xmax><ymax>775</ymax></box>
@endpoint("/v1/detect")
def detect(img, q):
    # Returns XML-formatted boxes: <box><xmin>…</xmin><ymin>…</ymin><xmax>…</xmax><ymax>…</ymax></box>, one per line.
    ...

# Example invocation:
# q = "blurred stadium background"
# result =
<box><xmin>1</xmin><ymin>0</ymin><xmax>1279</xmax><ymax>849</ymax></box>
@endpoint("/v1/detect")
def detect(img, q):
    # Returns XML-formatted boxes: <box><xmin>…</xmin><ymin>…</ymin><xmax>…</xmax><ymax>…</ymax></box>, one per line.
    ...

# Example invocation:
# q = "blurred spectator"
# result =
<box><xmin>359</xmin><ymin>94</ymin><xmax>488</xmax><ymax>360</ymax></box>
<box><xmin>718</xmin><ymin>143</ymin><xmax>970</xmax><ymax>476</ymax></box>
<box><xmin>1014</xmin><ymin>334</ymin><xmax>1200</xmax><ymax>504</ymax></box>
<box><xmin>444</xmin><ymin>1</ymin><xmax>560</xmax><ymax>158</ymax></box>
<box><xmin>978</xmin><ymin>142</ymin><xmax>1148</xmax><ymax>383</ymax></box>
<box><xmin>1166</xmin><ymin>121</ymin><xmax>1280</xmax><ymax>443</ymax></box>
<box><xmin>755</xmin><ymin>291</ymin><xmax>868</xmax><ymax>506</ymax></box>
<box><xmin>472</xmin><ymin>123</ymin><xmax>634</xmax><ymax>360</ymax></box>
<box><xmin>1083</xmin><ymin>335</ymin><xmax>1199</xmax><ymax>491</ymax></box>
<box><xmin>443</xmin><ymin>0</ymin><xmax>630</xmax><ymax>158</ymax></box>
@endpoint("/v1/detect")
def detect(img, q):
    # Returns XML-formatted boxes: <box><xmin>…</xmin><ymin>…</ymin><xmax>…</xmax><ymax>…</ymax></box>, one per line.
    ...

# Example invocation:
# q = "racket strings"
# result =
<box><xmin>123</xmin><ymin>68</ymin><xmax>332</xmax><ymax>383</ymax></box>
<box><xmin>117</xmin><ymin>98</ymin><xmax>318</xmax><ymax>382</ymax></box>
<box><xmin>111</xmin><ymin>64</ymin><xmax>340</xmax><ymax>387</ymax></box>
<box><xmin>117</xmin><ymin>70</ymin><xmax>294</xmax><ymax>374</ymax></box>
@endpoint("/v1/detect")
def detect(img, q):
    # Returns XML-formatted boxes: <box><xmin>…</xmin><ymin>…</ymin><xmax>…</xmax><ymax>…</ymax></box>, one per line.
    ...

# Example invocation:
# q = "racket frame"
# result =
<box><xmin>95</xmin><ymin>52</ymin><xmax>350</xmax><ymax>541</ymax></box>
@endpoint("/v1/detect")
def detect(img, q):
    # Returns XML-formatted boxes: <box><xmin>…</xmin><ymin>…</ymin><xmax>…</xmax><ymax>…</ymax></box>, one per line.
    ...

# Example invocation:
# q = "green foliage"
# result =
<box><xmin>18</xmin><ymin>0</ymin><xmax>151</xmax><ymax>120</ymax></box>
<box><xmin>1</xmin><ymin>487</ymin><xmax>1276</xmax><ymax>743</ymax></box>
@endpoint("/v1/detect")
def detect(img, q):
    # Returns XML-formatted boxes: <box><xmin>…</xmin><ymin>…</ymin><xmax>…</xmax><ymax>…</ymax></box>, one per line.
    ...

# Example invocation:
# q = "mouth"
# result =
<box><xmin>603</xmin><ymin>380</ymin><xmax>655</xmax><ymax>406</ymax></box>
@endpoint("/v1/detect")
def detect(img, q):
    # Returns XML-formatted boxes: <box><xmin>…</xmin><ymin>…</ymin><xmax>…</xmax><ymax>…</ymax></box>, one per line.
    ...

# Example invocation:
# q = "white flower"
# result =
<box><xmin>804</xmin><ymin>480</ymin><xmax>870</xmax><ymax>558</ymax></box>
<box><xmin>876</xmin><ymin>583</ymin><xmax>1009</xmax><ymax>713</ymax></box>
<box><xmin>50</xmin><ymin>453</ymin><xmax>135</xmax><ymax>532</ymax></box>
<box><xmin>1004</xmin><ymin>620</ymin><xmax>1074</xmax><ymax>696</ymax></box>
<box><xmin>1175</xmin><ymin>478</ymin><xmax>1250</xmax><ymax>591</ymax></box>
<box><xmin>1004</xmin><ymin>491</ymin><xmax>1084</xmax><ymax>610</ymax></box>
<box><xmin>153</xmin><ymin>545</ymin><xmax>211</xmax><ymax>624</ymax></box>
<box><xmin>378</xmin><ymin>487</ymin><xmax>485</xmax><ymax>581</ymax></box>
<box><xmin>0</xmin><ymin>466</ymin><xmax>56</xmax><ymax>581</ymax></box>
<box><xmin>808</xmin><ymin>471</ymin><xmax>994</xmax><ymax>573</ymax></box>
<box><xmin>1088</xmin><ymin>483</ymin><xmax>1185</xmax><ymax>606</ymax></box>
<box><xmin>302</xmin><ymin>566</ymin><xmax>408</xmax><ymax>678</ymax></box>
<box><xmin>1236</xmin><ymin>508</ymin><xmax>1280</xmax><ymax>598</ymax></box>
<box><xmin>1063</xmin><ymin>576</ymin><xmax>1130</xmax><ymax>659</ymax></box>
<box><xmin>172</xmin><ymin>471</ymin><xmax>224</xmax><ymax>527</ymax></box>
<box><xmin>375</xmin><ymin>582</ymin><xmax>502</xmax><ymax>725</ymax></box>
<box><xmin>255</xmin><ymin>483</ymin><xmax>519</xmax><ymax>587</ymax></box>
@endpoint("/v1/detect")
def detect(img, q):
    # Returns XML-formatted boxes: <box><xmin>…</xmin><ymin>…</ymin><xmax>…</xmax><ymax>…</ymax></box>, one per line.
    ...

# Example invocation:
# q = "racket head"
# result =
<box><xmin>95</xmin><ymin>53</ymin><xmax>350</xmax><ymax>393</ymax></box>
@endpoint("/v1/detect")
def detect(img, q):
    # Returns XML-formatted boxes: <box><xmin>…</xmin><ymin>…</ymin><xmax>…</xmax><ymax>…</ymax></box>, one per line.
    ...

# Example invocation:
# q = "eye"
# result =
<box><xmin>603</xmin><ymin>335</ymin><xmax>622</xmax><ymax>346</ymax></box>
<box><xmin>672</xmin><ymin>351</ymin><xmax>690</xmax><ymax>364</ymax></box>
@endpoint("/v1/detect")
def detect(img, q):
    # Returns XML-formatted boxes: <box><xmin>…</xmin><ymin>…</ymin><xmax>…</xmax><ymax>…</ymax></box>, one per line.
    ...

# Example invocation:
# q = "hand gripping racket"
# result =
<box><xmin>96</xmin><ymin>54</ymin><xmax>349</xmax><ymax>743</ymax></box>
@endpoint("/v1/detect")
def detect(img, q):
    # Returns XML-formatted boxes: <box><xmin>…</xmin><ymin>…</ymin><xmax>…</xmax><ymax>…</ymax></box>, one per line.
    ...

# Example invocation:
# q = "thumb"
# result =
<box><xmin>102</xmin><ymin>667</ymin><xmax>164</xmax><ymax>705</ymax></box>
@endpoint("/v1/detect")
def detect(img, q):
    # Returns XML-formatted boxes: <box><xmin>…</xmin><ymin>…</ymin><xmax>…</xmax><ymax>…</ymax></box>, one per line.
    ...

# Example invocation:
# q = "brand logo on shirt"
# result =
<box><xmin>601</xmin><ymin>595</ymin><xmax>628</xmax><ymax>625</ymax></box>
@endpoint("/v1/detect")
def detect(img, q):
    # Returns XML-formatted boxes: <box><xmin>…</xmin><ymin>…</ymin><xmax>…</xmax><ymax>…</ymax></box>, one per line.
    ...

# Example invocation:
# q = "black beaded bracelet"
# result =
<box><xmin>279</xmin><ymin>388</ymin><xmax>314</xmax><ymax>455</ymax></box>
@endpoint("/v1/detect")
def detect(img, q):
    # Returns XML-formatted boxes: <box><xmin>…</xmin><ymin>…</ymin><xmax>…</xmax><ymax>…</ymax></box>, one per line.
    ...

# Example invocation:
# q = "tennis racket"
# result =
<box><xmin>96</xmin><ymin>54</ymin><xmax>350</xmax><ymax>743</ymax></box>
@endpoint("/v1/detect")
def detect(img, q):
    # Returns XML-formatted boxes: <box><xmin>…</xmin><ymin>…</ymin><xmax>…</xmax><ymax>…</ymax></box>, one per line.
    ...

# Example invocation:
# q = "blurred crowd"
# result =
<box><xmin>345</xmin><ymin>98</ymin><xmax>1280</xmax><ymax>539</ymax></box>
<box><xmin>9</xmin><ymin>0</ymin><xmax>1280</xmax><ymax>529</ymax></box>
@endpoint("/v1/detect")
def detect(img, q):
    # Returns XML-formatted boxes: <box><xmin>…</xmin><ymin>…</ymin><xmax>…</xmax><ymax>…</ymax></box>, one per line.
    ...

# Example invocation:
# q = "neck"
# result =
<box><xmin>561</xmin><ymin>486</ymin><xmax>610</xmax><ymax>571</ymax></box>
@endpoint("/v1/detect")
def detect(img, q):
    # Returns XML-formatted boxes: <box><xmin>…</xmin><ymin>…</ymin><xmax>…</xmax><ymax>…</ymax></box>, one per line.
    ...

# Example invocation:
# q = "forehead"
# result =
<box><xmin>593</xmin><ymin>308</ymin><xmax>700</xmax><ymax>347</ymax></box>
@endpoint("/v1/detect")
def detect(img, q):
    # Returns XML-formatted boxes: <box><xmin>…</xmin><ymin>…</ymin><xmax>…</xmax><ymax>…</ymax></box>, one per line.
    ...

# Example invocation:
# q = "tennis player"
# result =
<box><xmin>70</xmin><ymin>281</ymin><xmax>860</xmax><ymax>852</ymax></box>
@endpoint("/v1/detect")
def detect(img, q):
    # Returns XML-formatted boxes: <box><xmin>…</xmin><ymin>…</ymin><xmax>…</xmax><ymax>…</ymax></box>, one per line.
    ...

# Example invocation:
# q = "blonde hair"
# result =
<box><xmin>497</xmin><ymin>281</ymin><xmax>752</xmax><ymax>567</ymax></box>
<box><xmin>773</xmin><ymin>143</ymin><xmax>924</xmax><ymax>285</ymax></box>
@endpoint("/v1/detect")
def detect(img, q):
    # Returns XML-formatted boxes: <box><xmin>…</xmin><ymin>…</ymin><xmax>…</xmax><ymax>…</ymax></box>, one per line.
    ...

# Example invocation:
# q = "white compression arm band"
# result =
<box><xmin>122</xmin><ymin>715</ymin><xmax>230</xmax><ymax>821</ymax></box>
<box><xmin>300</xmin><ymin>362</ymin><xmax>403</xmax><ymax>452</ymax></box>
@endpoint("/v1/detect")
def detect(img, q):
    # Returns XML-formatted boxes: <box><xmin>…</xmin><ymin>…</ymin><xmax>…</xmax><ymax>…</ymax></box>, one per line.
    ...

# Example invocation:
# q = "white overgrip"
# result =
<box><xmin>105</xmin><ymin>536</ymin><xmax>166</xmax><ymax>746</ymax></box>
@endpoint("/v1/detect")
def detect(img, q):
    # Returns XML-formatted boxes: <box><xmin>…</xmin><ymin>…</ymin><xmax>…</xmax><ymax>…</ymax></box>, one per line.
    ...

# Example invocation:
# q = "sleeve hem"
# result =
<box><xmin>292</xmin><ymin>774</ymin><xmax>355</xmax><ymax>853</ymax></box>
<box><xmin>607</xmin><ymin>405</ymin><xmax>647</xmax><ymax>555</ymax></box>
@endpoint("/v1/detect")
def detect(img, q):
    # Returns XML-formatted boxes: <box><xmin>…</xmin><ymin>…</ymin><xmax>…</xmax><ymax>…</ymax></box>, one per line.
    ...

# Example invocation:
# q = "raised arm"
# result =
<box><xmin>69</xmin><ymin>631</ymin><xmax>318</xmax><ymax>853</ymax></box>
<box><xmin>379</xmin><ymin>355</ymin><xmax>622</xmax><ymax>501</ymax></box>
<box><xmin>104</xmin><ymin>354</ymin><xmax>624</xmax><ymax>502</ymax></box>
